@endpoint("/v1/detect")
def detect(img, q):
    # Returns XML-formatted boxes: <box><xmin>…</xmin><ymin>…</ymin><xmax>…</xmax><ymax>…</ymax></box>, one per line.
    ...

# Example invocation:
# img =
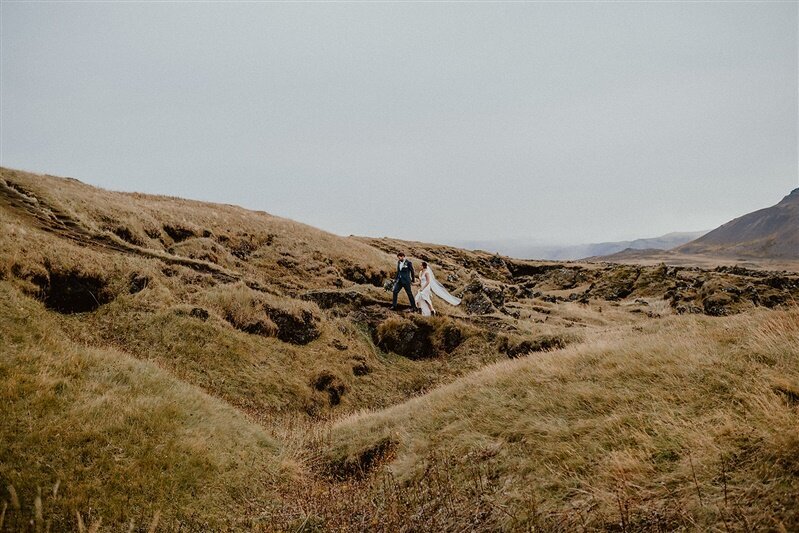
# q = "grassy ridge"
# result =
<box><xmin>323</xmin><ymin>310</ymin><xmax>799</xmax><ymax>530</ymax></box>
<box><xmin>0</xmin><ymin>283</ymin><xmax>295</xmax><ymax>530</ymax></box>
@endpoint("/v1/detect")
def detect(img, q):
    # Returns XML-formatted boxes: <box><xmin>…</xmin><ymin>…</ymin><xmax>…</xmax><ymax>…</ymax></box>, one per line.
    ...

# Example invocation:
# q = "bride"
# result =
<box><xmin>415</xmin><ymin>261</ymin><xmax>461</xmax><ymax>316</ymax></box>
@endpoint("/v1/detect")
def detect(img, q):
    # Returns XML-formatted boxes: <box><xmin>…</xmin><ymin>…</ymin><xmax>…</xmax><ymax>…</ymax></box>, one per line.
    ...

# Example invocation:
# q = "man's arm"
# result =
<box><xmin>409</xmin><ymin>262</ymin><xmax>415</xmax><ymax>282</ymax></box>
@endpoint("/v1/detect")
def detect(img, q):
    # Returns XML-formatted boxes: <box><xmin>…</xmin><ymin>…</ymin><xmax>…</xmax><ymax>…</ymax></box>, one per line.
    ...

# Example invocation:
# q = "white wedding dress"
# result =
<box><xmin>415</xmin><ymin>266</ymin><xmax>461</xmax><ymax>316</ymax></box>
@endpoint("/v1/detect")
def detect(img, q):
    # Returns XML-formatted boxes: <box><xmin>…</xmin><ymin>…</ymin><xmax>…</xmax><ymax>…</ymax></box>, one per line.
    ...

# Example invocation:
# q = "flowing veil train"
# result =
<box><xmin>429</xmin><ymin>268</ymin><xmax>461</xmax><ymax>306</ymax></box>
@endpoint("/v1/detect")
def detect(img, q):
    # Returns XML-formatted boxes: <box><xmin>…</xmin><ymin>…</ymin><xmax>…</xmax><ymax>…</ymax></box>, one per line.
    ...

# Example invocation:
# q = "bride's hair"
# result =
<box><xmin>421</xmin><ymin>261</ymin><xmax>428</xmax><ymax>269</ymax></box>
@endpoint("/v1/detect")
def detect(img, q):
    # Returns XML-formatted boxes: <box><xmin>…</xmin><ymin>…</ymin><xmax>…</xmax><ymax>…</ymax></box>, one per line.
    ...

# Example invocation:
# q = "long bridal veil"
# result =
<box><xmin>429</xmin><ymin>268</ymin><xmax>461</xmax><ymax>306</ymax></box>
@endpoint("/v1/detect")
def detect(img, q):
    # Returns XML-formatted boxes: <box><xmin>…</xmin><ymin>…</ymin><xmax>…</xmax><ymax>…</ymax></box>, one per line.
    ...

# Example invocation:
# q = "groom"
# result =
<box><xmin>391</xmin><ymin>252</ymin><xmax>418</xmax><ymax>312</ymax></box>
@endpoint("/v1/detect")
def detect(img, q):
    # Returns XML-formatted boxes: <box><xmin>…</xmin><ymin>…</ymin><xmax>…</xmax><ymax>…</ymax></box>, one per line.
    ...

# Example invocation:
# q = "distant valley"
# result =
<box><xmin>452</xmin><ymin>230</ymin><xmax>708</xmax><ymax>261</ymax></box>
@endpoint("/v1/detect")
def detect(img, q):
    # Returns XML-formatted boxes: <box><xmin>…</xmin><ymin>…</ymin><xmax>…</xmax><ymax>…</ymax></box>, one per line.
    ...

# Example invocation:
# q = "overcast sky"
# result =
<box><xmin>2</xmin><ymin>2</ymin><xmax>797</xmax><ymax>245</ymax></box>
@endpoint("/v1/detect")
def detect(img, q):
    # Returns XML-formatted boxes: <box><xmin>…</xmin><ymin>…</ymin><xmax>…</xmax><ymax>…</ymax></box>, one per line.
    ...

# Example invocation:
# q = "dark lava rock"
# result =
<box><xmin>489</xmin><ymin>255</ymin><xmax>506</xmax><ymax>268</ymax></box>
<box><xmin>312</xmin><ymin>371</ymin><xmax>347</xmax><ymax>406</ymax></box>
<box><xmin>505</xmin><ymin>335</ymin><xmax>569</xmax><ymax>358</ymax></box>
<box><xmin>265</xmin><ymin>305</ymin><xmax>321</xmax><ymax>345</ymax></box>
<box><xmin>351</xmin><ymin>358</ymin><xmax>372</xmax><ymax>376</ymax></box>
<box><xmin>162</xmin><ymin>224</ymin><xmax>196</xmax><ymax>243</ymax></box>
<box><xmin>506</xmin><ymin>261</ymin><xmax>574</xmax><ymax>278</ymax></box>
<box><xmin>38</xmin><ymin>270</ymin><xmax>113</xmax><ymax>314</ymax></box>
<box><xmin>588</xmin><ymin>266</ymin><xmax>641</xmax><ymax>300</ymax></box>
<box><xmin>301</xmin><ymin>289</ymin><xmax>369</xmax><ymax>310</ymax></box>
<box><xmin>376</xmin><ymin>316</ymin><xmax>467</xmax><ymax>358</ymax></box>
<box><xmin>189</xmin><ymin>307</ymin><xmax>210</xmax><ymax>320</ymax></box>
<box><xmin>461</xmin><ymin>276</ymin><xmax>502</xmax><ymax>314</ymax></box>
<box><xmin>331</xmin><ymin>339</ymin><xmax>349</xmax><ymax>351</ymax></box>
<box><xmin>484</xmin><ymin>285</ymin><xmax>505</xmax><ymax>307</ymax></box>
<box><xmin>462</xmin><ymin>291</ymin><xmax>496</xmax><ymax>315</ymax></box>
<box><xmin>377</xmin><ymin>317</ymin><xmax>436</xmax><ymax>359</ymax></box>
<box><xmin>341</xmin><ymin>263</ymin><xmax>387</xmax><ymax>287</ymax></box>
<box><xmin>549</xmin><ymin>268</ymin><xmax>583</xmax><ymax>290</ymax></box>
<box><xmin>129</xmin><ymin>273</ymin><xmax>150</xmax><ymax>294</ymax></box>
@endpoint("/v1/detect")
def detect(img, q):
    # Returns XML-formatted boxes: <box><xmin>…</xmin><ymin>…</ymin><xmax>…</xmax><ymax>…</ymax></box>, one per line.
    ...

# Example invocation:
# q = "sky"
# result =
<box><xmin>1</xmin><ymin>1</ymin><xmax>797</xmax><ymax>245</ymax></box>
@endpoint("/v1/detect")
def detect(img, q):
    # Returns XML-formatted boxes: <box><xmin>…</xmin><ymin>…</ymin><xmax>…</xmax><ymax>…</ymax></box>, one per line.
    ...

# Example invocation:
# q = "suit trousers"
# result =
<box><xmin>392</xmin><ymin>280</ymin><xmax>416</xmax><ymax>309</ymax></box>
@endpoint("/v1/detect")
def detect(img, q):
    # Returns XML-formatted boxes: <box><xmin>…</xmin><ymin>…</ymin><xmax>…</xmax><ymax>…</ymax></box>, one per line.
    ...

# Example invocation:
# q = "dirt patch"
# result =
<box><xmin>225</xmin><ymin>311</ymin><xmax>277</xmax><ymax>336</ymax></box>
<box><xmin>503</xmin><ymin>334</ymin><xmax>571</xmax><ymax>358</ymax></box>
<box><xmin>434</xmin><ymin>322</ymin><xmax>464</xmax><ymax>353</ymax></box>
<box><xmin>264</xmin><ymin>305</ymin><xmax>321</xmax><ymax>345</ymax></box>
<box><xmin>38</xmin><ymin>270</ymin><xmax>113</xmax><ymax>314</ymax></box>
<box><xmin>216</xmin><ymin>232</ymin><xmax>272</xmax><ymax>260</ymax></box>
<box><xmin>189</xmin><ymin>307</ymin><xmax>210</xmax><ymax>320</ymax></box>
<box><xmin>376</xmin><ymin>316</ymin><xmax>469</xmax><ymax>359</ymax></box>
<box><xmin>203</xmin><ymin>284</ymin><xmax>320</xmax><ymax>343</ymax></box>
<box><xmin>129</xmin><ymin>273</ymin><xmax>150</xmax><ymax>294</ymax></box>
<box><xmin>312</xmin><ymin>371</ymin><xmax>348</xmax><ymax>406</ymax></box>
<box><xmin>376</xmin><ymin>317</ymin><xmax>436</xmax><ymax>359</ymax></box>
<box><xmin>340</xmin><ymin>263</ymin><xmax>388</xmax><ymax>287</ymax></box>
<box><xmin>773</xmin><ymin>381</ymin><xmax>799</xmax><ymax>406</ymax></box>
<box><xmin>163</xmin><ymin>224</ymin><xmax>196</xmax><ymax>243</ymax></box>
<box><xmin>325</xmin><ymin>437</ymin><xmax>397</xmax><ymax>480</ymax></box>
<box><xmin>588</xmin><ymin>266</ymin><xmax>641</xmax><ymax>300</ymax></box>
<box><xmin>301</xmin><ymin>289</ymin><xmax>372</xmax><ymax>310</ymax></box>
<box><xmin>351</xmin><ymin>357</ymin><xmax>372</xmax><ymax>376</ymax></box>
<box><xmin>111</xmin><ymin>226</ymin><xmax>144</xmax><ymax>246</ymax></box>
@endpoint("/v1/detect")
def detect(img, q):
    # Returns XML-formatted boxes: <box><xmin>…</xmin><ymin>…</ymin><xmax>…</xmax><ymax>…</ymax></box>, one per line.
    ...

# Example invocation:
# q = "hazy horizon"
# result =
<box><xmin>2</xmin><ymin>2</ymin><xmax>797</xmax><ymax>245</ymax></box>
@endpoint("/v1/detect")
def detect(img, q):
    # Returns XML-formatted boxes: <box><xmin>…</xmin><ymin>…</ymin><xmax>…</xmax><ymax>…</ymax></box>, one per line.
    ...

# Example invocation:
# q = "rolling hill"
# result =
<box><xmin>1</xmin><ymin>167</ymin><xmax>798</xmax><ymax>531</ymax></box>
<box><xmin>677</xmin><ymin>188</ymin><xmax>799</xmax><ymax>259</ymax></box>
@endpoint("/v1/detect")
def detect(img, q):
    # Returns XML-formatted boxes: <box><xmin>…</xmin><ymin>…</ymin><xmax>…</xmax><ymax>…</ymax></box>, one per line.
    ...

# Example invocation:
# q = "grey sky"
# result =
<box><xmin>2</xmin><ymin>1</ymin><xmax>796</xmax><ymax>245</ymax></box>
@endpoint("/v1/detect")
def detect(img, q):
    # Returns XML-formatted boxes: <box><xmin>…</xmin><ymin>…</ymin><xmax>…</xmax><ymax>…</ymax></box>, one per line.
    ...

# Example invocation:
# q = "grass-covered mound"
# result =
<box><xmin>323</xmin><ymin>309</ymin><xmax>799</xmax><ymax>531</ymax></box>
<box><xmin>0</xmin><ymin>283</ymin><xmax>296</xmax><ymax>530</ymax></box>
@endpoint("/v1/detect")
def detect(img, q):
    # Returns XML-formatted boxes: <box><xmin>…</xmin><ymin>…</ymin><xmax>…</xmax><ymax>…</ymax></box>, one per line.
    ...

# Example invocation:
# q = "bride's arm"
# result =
<box><xmin>420</xmin><ymin>272</ymin><xmax>431</xmax><ymax>291</ymax></box>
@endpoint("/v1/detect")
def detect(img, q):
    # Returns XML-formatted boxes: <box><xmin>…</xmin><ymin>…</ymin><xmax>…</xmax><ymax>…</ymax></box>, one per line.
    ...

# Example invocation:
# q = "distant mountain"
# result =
<box><xmin>453</xmin><ymin>231</ymin><xmax>707</xmax><ymax>261</ymax></box>
<box><xmin>678</xmin><ymin>188</ymin><xmax>799</xmax><ymax>259</ymax></box>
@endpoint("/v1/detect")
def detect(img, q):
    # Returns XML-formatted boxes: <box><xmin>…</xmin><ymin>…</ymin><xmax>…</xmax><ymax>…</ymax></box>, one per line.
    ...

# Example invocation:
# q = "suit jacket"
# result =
<box><xmin>395</xmin><ymin>259</ymin><xmax>415</xmax><ymax>284</ymax></box>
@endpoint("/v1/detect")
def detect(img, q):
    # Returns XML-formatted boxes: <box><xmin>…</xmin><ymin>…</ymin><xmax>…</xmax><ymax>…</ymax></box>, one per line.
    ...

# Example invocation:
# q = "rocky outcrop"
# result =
<box><xmin>460</xmin><ymin>276</ymin><xmax>506</xmax><ymax>315</ymax></box>
<box><xmin>264</xmin><ymin>304</ymin><xmax>321</xmax><ymax>345</ymax></box>
<box><xmin>375</xmin><ymin>316</ymin><xmax>470</xmax><ymax>359</ymax></box>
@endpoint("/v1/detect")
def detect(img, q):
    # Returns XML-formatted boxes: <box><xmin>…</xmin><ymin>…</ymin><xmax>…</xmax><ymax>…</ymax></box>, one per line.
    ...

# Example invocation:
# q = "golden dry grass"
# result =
<box><xmin>0</xmin><ymin>283</ymin><xmax>296</xmax><ymax>531</ymax></box>
<box><xmin>1</xmin><ymin>167</ymin><xmax>797</xmax><ymax>531</ymax></box>
<box><xmin>320</xmin><ymin>308</ymin><xmax>799</xmax><ymax>531</ymax></box>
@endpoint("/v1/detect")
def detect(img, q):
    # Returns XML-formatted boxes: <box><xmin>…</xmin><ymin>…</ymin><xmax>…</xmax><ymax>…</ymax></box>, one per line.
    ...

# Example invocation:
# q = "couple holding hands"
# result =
<box><xmin>390</xmin><ymin>251</ymin><xmax>461</xmax><ymax>316</ymax></box>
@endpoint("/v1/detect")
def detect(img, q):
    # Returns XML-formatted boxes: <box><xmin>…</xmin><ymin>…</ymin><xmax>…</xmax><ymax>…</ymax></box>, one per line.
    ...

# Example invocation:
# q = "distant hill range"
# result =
<box><xmin>454</xmin><ymin>231</ymin><xmax>707</xmax><ymax>261</ymax></box>
<box><xmin>676</xmin><ymin>188</ymin><xmax>799</xmax><ymax>259</ymax></box>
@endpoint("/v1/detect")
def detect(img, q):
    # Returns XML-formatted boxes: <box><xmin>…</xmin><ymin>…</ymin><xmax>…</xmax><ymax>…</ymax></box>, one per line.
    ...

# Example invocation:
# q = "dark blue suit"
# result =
<box><xmin>392</xmin><ymin>259</ymin><xmax>417</xmax><ymax>310</ymax></box>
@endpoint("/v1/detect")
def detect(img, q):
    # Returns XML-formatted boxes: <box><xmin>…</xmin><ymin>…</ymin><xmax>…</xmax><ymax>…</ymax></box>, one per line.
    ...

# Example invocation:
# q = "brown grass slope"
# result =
<box><xmin>678</xmin><ymin>188</ymin><xmax>799</xmax><ymax>259</ymax></box>
<box><xmin>2</xmin><ymin>167</ymin><xmax>799</xmax><ymax>531</ymax></box>
<box><xmin>323</xmin><ymin>309</ymin><xmax>799</xmax><ymax>531</ymax></box>
<box><xmin>0</xmin><ymin>169</ymin><xmax>478</xmax><ymax>419</ymax></box>
<box><xmin>0</xmin><ymin>168</ymin><xmax>597</xmax><ymax>425</ymax></box>
<box><xmin>0</xmin><ymin>282</ymin><xmax>296</xmax><ymax>531</ymax></box>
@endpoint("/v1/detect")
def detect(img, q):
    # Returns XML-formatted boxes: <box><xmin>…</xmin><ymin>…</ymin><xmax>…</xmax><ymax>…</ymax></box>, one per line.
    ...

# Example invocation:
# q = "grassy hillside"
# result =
<box><xmin>323</xmin><ymin>309</ymin><xmax>799</xmax><ymax>531</ymax></box>
<box><xmin>1</xmin><ymin>168</ymin><xmax>798</xmax><ymax>531</ymax></box>
<box><xmin>0</xmin><ymin>282</ymin><xmax>295</xmax><ymax>531</ymax></box>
